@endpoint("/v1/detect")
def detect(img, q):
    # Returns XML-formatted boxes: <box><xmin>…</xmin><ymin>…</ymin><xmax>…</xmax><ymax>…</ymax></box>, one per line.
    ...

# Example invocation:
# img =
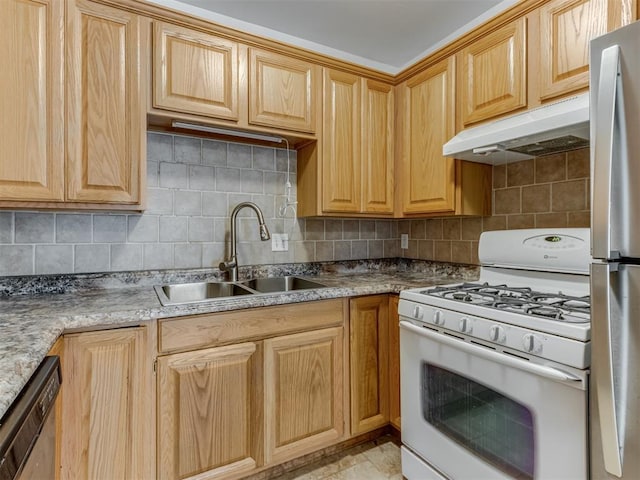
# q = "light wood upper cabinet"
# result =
<box><xmin>158</xmin><ymin>342</ymin><xmax>262</xmax><ymax>480</ymax></box>
<box><xmin>350</xmin><ymin>296</ymin><xmax>389</xmax><ymax>435</ymax></box>
<box><xmin>66</xmin><ymin>0</ymin><xmax>145</xmax><ymax>205</ymax></box>
<box><xmin>264</xmin><ymin>327</ymin><xmax>345</xmax><ymax>465</ymax></box>
<box><xmin>398</xmin><ymin>57</ymin><xmax>491</xmax><ymax>217</ymax></box>
<box><xmin>362</xmin><ymin>80</ymin><xmax>394</xmax><ymax>214</ymax></box>
<box><xmin>60</xmin><ymin>326</ymin><xmax>153</xmax><ymax>480</ymax></box>
<box><xmin>536</xmin><ymin>0</ymin><xmax>635</xmax><ymax>102</ymax></box>
<box><xmin>322</xmin><ymin>69</ymin><xmax>361</xmax><ymax>213</ymax></box>
<box><xmin>153</xmin><ymin>21</ymin><xmax>239</xmax><ymax>121</ymax></box>
<box><xmin>297</xmin><ymin>71</ymin><xmax>394</xmax><ymax>217</ymax></box>
<box><xmin>399</xmin><ymin>58</ymin><xmax>456</xmax><ymax>214</ymax></box>
<box><xmin>458</xmin><ymin>17</ymin><xmax>527</xmax><ymax>127</ymax></box>
<box><xmin>249</xmin><ymin>48</ymin><xmax>318</xmax><ymax>133</ymax></box>
<box><xmin>0</xmin><ymin>0</ymin><xmax>64</xmax><ymax>202</ymax></box>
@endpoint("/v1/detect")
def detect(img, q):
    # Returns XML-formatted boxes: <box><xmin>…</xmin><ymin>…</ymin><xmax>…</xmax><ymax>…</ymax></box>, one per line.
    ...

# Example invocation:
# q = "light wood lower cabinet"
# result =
<box><xmin>388</xmin><ymin>295</ymin><xmax>401</xmax><ymax>430</ymax></box>
<box><xmin>264</xmin><ymin>327</ymin><xmax>345</xmax><ymax>465</ymax></box>
<box><xmin>157</xmin><ymin>342</ymin><xmax>262</xmax><ymax>480</ymax></box>
<box><xmin>60</xmin><ymin>326</ymin><xmax>154</xmax><ymax>480</ymax></box>
<box><xmin>156</xmin><ymin>300</ymin><xmax>346</xmax><ymax>479</ymax></box>
<box><xmin>349</xmin><ymin>296</ymin><xmax>389</xmax><ymax>435</ymax></box>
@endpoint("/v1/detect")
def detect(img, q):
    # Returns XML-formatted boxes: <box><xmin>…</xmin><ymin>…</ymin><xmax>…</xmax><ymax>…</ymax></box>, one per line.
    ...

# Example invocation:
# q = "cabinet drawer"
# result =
<box><xmin>158</xmin><ymin>299</ymin><xmax>346</xmax><ymax>353</ymax></box>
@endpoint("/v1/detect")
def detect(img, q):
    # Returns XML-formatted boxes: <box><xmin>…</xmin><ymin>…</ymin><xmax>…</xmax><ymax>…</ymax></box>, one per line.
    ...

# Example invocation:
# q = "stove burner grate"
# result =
<box><xmin>424</xmin><ymin>282</ymin><xmax>590</xmax><ymax>323</ymax></box>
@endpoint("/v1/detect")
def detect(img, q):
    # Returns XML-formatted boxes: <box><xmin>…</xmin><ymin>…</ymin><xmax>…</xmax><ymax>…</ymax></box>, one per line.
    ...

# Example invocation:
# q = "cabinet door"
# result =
<box><xmin>388</xmin><ymin>295</ymin><xmax>401</xmax><ymax>430</ymax></box>
<box><xmin>401</xmin><ymin>57</ymin><xmax>456</xmax><ymax>214</ymax></box>
<box><xmin>154</xmin><ymin>21</ymin><xmax>239</xmax><ymax>121</ymax></box>
<box><xmin>538</xmin><ymin>0</ymin><xmax>635</xmax><ymax>101</ymax></box>
<box><xmin>61</xmin><ymin>327</ymin><xmax>153</xmax><ymax>480</ymax></box>
<box><xmin>264</xmin><ymin>327</ymin><xmax>344</xmax><ymax>464</ymax></box>
<box><xmin>458</xmin><ymin>17</ymin><xmax>526</xmax><ymax>126</ymax></box>
<box><xmin>322</xmin><ymin>69</ymin><xmax>361</xmax><ymax>213</ymax></box>
<box><xmin>350</xmin><ymin>296</ymin><xmax>389</xmax><ymax>435</ymax></box>
<box><xmin>66</xmin><ymin>0</ymin><xmax>145</xmax><ymax>204</ymax></box>
<box><xmin>362</xmin><ymin>80</ymin><xmax>394</xmax><ymax>214</ymax></box>
<box><xmin>249</xmin><ymin>48</ymin><xmax>317</xmax><ymax>133</ymax></box>
<box><xmin>158</xmin><ymin>343</ymin><xmax>261</xmax><ymax>480</ymax></box>
<box><xmin>0</xmin><ymin>0</ymin><xmax>64</xmax><ymax>201</ymax></box>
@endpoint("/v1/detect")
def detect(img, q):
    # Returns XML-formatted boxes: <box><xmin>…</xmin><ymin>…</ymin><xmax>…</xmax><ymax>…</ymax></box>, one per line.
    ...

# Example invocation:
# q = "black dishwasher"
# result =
<box><xmin>0</xmin><ymin>356</ymin><xmax>61</xmax><ymax>480</ymax></box>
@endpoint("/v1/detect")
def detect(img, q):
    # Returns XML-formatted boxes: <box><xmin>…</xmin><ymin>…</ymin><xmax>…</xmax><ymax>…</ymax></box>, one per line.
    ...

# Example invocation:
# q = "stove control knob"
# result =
<box><xmin>433</xmin><ymin>310</ymin><xmax>444</xmax><ymax>326</ymax></box>
<box><xmin>522</xmin><ymin>333</ymin><xmax>543</xmax><ymax>353</ymax></box>
<box><xmin>489</xmin><ymin>325</ymin><xmax>506</xmax><ymax>343</ymax></box>
<box><xmin>458</xmin><ymin>317</ymin><xmax>472</xmax><ymax>333</ymax></box>
<box><xmin>412</xmin><ymin>305</ymin><xmax>424</xmax><ymax>320</ymax></box>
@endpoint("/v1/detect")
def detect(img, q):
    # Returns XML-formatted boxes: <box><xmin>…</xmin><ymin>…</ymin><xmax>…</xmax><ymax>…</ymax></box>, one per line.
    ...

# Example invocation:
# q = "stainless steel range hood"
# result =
<box><xmin>443</xmin><ymin>92</ymin><xmax>589</xmax><ymax>164</ymax></box>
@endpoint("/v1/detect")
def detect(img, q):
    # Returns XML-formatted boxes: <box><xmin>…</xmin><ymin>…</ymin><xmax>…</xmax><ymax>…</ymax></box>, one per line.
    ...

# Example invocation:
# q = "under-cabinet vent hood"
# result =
<box><xmin>443</xmin><ymin>93</ymin><xmax>589</xmax><ymax>164</ymax></box>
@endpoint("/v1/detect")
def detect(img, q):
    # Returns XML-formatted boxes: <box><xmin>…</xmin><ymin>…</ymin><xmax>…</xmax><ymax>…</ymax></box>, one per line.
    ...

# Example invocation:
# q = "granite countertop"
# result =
<box><xmin>0</xmin><ymin>259</ymin><xmax>479</xmax><ymax>421</ymax></box>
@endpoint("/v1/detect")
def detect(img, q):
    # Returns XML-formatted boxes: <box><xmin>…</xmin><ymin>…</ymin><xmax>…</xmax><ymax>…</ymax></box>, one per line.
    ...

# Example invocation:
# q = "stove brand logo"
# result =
<box><xmin>544</xmin><ymin>254</ymin><xmax>558</xmax><ymax>259</ymax></box>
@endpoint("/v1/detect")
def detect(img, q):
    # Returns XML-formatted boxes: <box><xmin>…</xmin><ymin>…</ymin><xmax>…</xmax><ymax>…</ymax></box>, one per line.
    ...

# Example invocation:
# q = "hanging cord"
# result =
<box><xmin>278</xmin><ymin>138</ymin><xmax>298</xmax><ymax>218</ymax></box>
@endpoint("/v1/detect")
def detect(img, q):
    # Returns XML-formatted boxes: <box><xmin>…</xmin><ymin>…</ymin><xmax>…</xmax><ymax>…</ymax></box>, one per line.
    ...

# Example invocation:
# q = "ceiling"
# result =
<box><xmin>151</xmin><ymin>0</ymin><xmax>520</xmax><ymax>74</ymax></box>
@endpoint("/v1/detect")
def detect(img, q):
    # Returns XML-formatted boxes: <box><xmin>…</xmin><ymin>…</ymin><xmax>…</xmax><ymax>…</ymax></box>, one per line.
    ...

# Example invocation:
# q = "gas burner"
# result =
<box><xmin>426</xmin><ymin>282</ymin><xmax>590</xmax><ymax>324</ymax></box>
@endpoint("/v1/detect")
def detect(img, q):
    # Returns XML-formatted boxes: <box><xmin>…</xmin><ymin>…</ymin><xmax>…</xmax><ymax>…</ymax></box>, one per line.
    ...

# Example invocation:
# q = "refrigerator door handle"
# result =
<box><xmin>591</xmin><ymin>262</ymin><xmax>623</xmax><ymax>477</ymax></box>
<box><xmin>592</xmin><ymin>45</ymin><xmax>621</xmax><ymax>260</ymax></box>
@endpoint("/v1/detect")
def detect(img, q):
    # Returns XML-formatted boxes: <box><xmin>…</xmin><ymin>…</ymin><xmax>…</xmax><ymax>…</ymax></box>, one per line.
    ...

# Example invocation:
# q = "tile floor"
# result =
<box><xmin>283</xmin><ymin>437</ymin><xmax>402</xmax><ymax>480</ymax></box>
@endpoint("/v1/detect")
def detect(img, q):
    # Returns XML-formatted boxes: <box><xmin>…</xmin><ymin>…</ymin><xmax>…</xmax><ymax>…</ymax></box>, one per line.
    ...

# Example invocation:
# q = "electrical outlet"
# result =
<box><xmin>271</xmin><ymin>233</ymin><xmax>289</xmax><ymax>252</ymax></box>
<box><xmin>401</xmin><ymin>234</ymin><xmax>409</xmax><ymax>249</ymax></box>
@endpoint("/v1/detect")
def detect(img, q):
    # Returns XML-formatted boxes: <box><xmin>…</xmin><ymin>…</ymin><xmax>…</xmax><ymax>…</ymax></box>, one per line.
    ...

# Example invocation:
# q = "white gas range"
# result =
<box><xmin>399</xmin><ymin>228</ymin><xmax>591</xmax><ymax>480</ymax></box>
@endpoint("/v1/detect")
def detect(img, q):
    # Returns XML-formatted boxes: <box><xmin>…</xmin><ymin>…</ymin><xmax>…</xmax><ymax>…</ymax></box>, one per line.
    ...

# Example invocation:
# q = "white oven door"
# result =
<box><xmin>400</xmin><ymin>320</ymin><xmax>588</xmax><ymax>480</ymax></box>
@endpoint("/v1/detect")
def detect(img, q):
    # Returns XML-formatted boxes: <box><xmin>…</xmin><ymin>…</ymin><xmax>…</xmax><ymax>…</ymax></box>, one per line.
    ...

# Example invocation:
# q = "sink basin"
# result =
<box><xmin>154</xmin><ymin>276</ymin><xmax>328</xmax><ymax>306</ymax></box>
<box><xmin>155</xmin><ymin>281</ymin><xmax>254</xmax><ymax>306</ymax></box>
<box><xmin>239</xmin><ymin>276</ymin><xmax>327</xmax><ymax>293</ymax></box>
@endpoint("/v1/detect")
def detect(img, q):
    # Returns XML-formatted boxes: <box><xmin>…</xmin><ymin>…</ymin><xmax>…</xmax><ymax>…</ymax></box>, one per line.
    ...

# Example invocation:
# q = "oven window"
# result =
<box><xmin>422</xmin><ymin>363</ymin><xmax>535</xmax><ymax>480</ymax></box>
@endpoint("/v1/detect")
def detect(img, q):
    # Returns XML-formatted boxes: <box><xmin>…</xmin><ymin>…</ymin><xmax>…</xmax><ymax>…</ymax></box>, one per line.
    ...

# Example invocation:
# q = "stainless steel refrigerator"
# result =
<box><xmin>590</xmin><ymin>20</ymin><xmax>640</xmax><ymax>480</ymax></box>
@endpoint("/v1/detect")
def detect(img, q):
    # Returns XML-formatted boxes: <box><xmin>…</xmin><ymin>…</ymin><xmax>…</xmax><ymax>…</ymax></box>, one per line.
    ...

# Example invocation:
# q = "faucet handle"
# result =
<box><xmin>219</xmin><ymin>259</ymin><xmax>236</xmax><ymax>271</ymax></box>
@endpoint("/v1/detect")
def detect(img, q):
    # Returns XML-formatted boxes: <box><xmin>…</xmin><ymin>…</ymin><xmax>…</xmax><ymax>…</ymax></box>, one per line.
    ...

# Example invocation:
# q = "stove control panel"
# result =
<box><xmin>398</xmin><ymin>299</ymin><xmax>589</xmax><ymax>369</ymax></box>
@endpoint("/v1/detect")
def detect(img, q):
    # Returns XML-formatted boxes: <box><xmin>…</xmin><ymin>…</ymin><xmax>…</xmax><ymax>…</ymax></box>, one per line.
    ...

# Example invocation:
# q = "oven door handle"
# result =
<box><xmin>400</xmin><ymin>321</ymin><xmax>583</xmax><ymax>383</ymax></box>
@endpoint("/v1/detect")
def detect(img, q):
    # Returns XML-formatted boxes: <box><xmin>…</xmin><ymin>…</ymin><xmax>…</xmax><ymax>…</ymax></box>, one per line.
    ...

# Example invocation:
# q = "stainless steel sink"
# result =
<box><xmin>154</xmin><ymin>281</ymin><xmax>255</xmax><ymax>306</ymax></box>
<box><xmin>154</xmin><ymin>276</ymin><xmax>328</xmax><ymax>306</ymax></box>
<box><xmin>238</xmin><ymin>276</ymin><xmax>327</xmax><ymax>293</ymax></box>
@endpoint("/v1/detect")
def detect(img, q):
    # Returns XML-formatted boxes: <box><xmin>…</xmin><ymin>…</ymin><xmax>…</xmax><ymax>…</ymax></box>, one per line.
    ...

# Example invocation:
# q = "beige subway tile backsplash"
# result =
<box><xmin>0</xmin><ymin>139</ymin><xmax>590</xmax><ymax>275</ymax></box>
<box><xmin>552</xmin><ymin>179</ymin><xmax>587</xmax><ymax>211</ymax></box>
<box><xmin>406</xmin><ymin>148</ymin><xmax>590</xmax><ymax>266</ymax></box>
<box><xmin>522</xmin><ymin>184</ymin><xmax>551</xmax><ymax>213</ymax></box>
<box><xmin>506</xmin><ymin>159</ymin><xmax>534</xmax><ymax>186</ymax></box>
<box><xmin>494</xmin><ymin>187</ymin><xmax>521</xmax><ymax>214</ymax></box>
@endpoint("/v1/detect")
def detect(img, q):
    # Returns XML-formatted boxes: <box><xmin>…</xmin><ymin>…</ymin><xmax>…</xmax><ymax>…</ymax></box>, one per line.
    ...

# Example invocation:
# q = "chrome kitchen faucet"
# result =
<box><xmin>219</xmin><ymin>202</ymin><xmax>271</xmax><ymax>281</ymax></box>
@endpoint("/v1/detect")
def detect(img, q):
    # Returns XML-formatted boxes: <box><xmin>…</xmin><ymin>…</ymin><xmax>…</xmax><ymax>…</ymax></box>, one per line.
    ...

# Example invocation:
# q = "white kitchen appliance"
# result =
<box><xmin>442</xmin><ymin>92</ymin><xmax>589</xmax><ymax>164</ymax></box>
<box><xmin>590</xmin><ymin>21</ymin><xmax>640</xmax><ymax>480</ymax></box>
<box><xmin>399</xmin><ymin>228</ymin><xmax>591</xmax><ymax>480</ymax></box>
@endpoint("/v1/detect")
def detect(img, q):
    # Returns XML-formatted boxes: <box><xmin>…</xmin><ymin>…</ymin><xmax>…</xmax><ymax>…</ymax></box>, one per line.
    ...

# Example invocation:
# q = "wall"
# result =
<box><xmin>0</xmin><ymin>132</ymin><xmax>398</xmax><ymax>276</ymax></box>
<box><xmin>0</xmin><ymin>138</ymin><xmax>589</xmax><ymax>276</ymax></box>
<box><xmin>400</xmin><ymin>148</ymin><xmax>591</xmax><ymax>264</ymax></box>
